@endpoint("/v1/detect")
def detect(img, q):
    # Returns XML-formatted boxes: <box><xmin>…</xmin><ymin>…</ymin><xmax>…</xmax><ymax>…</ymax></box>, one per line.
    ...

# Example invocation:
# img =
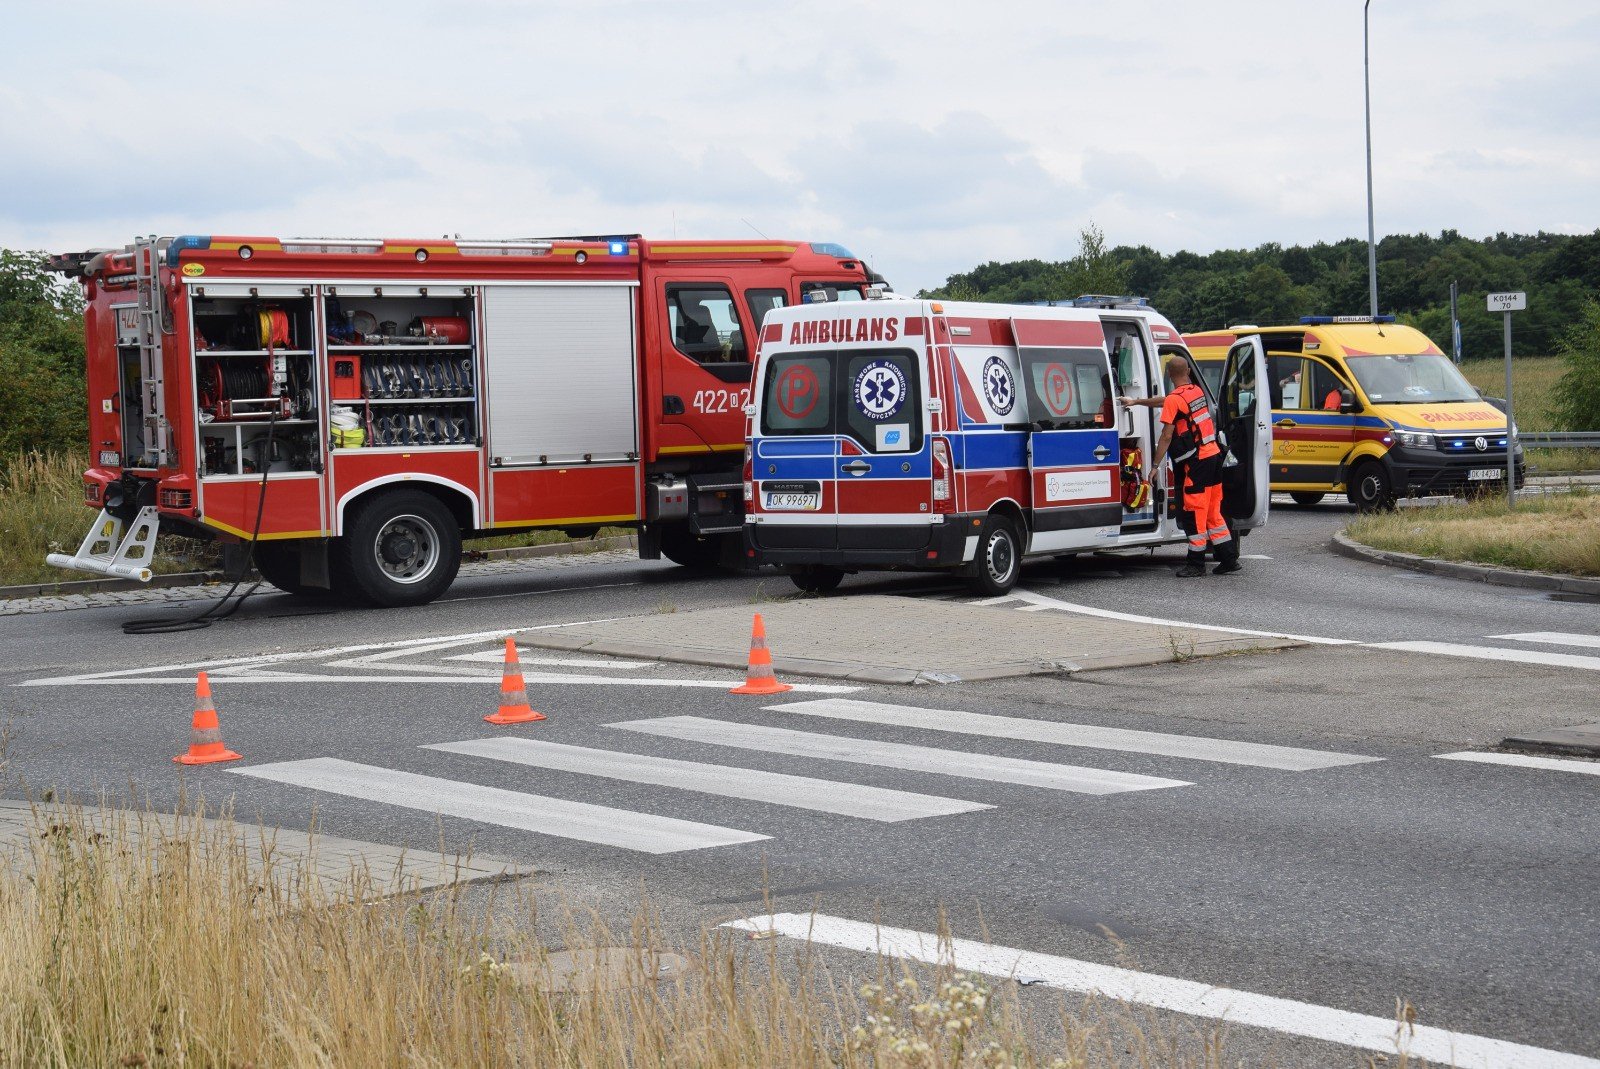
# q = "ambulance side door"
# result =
<box><xmin>1013</xmin><ymin>319</ymin><xmax>1122</xmax><ymax>550</ymax></box>
<box><xmin>1220</xmin><ymin>335</ymin><xmax>1272</xmax><ymax>528</ymax></box>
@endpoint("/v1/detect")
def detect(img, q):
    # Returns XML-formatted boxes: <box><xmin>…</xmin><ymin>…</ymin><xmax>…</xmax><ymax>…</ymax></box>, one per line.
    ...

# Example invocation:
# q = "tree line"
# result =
<box><xmin>920</xmin><ymin>226</ymin><xmax>1600</xmax><ymax>361</ymax></box>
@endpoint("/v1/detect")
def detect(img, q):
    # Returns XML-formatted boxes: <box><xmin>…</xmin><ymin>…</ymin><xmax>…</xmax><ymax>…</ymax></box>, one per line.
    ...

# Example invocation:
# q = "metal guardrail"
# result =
<box><xmin>1519</xmin><ymin>431</ymin><xmax>1600</xmax><ymax>448</ymax></box>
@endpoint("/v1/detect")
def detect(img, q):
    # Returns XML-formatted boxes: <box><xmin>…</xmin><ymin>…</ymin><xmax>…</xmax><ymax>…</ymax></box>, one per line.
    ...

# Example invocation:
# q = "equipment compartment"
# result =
<box><xmin>189</xmin><ymin>293</ymin><xmax>320</xmax><ymax>477</ymax></box>
<box><xmin>323</xmin><ymin>288</ymin><xmax>480</xmax><ymax>450</ymax></box>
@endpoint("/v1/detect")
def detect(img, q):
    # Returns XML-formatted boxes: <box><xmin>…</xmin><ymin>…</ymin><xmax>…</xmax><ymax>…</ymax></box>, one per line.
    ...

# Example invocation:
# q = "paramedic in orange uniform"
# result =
<box><xmin>1122</xmin><ymin>356</ymin><xmax>1241</xmax><ymax>577</ymax></box>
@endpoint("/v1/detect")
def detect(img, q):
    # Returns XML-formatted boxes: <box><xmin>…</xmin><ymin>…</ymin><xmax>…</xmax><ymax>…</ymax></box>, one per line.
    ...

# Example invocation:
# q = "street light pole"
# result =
<box><xmin>1364</xmin><ymin>0</ymin><xmax>1379</xmax><ymax>318</ymax></box>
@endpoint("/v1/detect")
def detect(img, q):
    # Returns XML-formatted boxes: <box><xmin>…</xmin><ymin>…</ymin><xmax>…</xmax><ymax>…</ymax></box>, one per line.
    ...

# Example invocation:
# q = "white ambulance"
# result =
<box><xmin>743</xmin><ymin>295</ymin><xmax>1272</xmax><ymax>594</ymax></box>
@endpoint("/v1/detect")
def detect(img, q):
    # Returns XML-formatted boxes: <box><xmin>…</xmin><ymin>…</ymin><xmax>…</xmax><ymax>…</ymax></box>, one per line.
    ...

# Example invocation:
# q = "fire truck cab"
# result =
<box><xmin>48</xmin><ymin>234</ymin><xmax>871</xmax><ymax>605</ymax></box>
<box><xmin>744</xmin><ymin>296</ymin><xmax>1272</xmax><ymax>594</ymax></box>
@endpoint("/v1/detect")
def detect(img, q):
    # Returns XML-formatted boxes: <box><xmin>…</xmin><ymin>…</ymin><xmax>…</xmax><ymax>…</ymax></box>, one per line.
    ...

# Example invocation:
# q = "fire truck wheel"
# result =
<box><xmin>658</xmin><ymin>527</ymin><xmax>728</xmax><ymax>571</ymax></box>
<box><xmin>789</xmin><ymin>566</ymin><xmax>844</xmax><ymax>594</ymax></box>
<box><xmin>1289</xmin><ymin>492</ymin><xmax>1326</xmax><ymax>506</ymax></box>
<box><xmin>1348</xmin><ymin>461</ymin><xmax>1396</xmax><ymax>512</ymax></box>
<box><xmin>251</xmin><ymin>543</ymin><xmax>329</xmax><ymax>598</ymax></box>
<box><xmin>338</xmin><ymin>491</ymin><xmax>462</xmax><ymax>607</ymax></box>
<box><xmin>965</xmin><ymin>514</ymin><xmax>1021</xmax><ymax>596</ymax></box>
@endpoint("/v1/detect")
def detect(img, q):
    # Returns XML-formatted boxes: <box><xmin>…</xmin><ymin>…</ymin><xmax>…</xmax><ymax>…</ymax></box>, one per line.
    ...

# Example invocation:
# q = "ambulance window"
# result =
<box><xmin>1020</xmin><ymin>349</ymin><xmax>1113</xmax><ymax>431</ymax></box>
<box><xmin>800</xmin><ymin>282</ymin><xmax>864</xmax><ymax>303</ymax></box>
<box><xmin>746</xmin><ymin>289</ymin><xmax>786</xmax><ymax>327</ymax></box>
<box><xmin>1269</xmin><ymin>355</ymin><xmax>1304</xmax><ymax>410</ymax></box>
<box><xmin>841</xmin><ymin>349</ymin><xmax>922</xmax><ymax>454</ymax></box>
<box><xmin>1306</xmin><ymin>359</ymin><xmax>1350</xmax><ymax>412</ymax></box>
<box><xmin>666</xmin><ymin>285</ymin><xmax>748</xmax><ymax>365</ymax></box>
<box><xmin>760</xmin><ymin>353</ymin><xmax>833</xmax><ymax>436</ymax></box>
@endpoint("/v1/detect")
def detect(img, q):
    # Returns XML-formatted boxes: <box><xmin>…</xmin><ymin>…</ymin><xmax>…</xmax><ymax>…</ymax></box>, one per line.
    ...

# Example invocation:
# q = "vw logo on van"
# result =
<box><xmin>1474</xmin><ymin>436</ymin><xmax>1488</xmax><ymax>452</ymax></box>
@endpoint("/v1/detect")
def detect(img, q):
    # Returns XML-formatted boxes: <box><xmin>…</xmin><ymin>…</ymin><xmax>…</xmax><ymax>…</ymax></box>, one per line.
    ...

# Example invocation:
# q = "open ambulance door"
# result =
<box><xmin>1012</xmin><ymin>319</ymin><xmax>1122</xmax><ymax>552</ymax></box>
<box><xmin>1219</xmin><ymin>335</ymin><xmax>1271</xmax><ymax>529</ymax></box>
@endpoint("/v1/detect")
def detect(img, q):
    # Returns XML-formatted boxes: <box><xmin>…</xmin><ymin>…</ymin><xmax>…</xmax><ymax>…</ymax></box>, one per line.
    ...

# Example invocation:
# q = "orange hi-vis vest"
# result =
<box><xmin>1169</xmin><ymin>384</ymin><xmax>1219</xmax><ymax>462</ymax></box>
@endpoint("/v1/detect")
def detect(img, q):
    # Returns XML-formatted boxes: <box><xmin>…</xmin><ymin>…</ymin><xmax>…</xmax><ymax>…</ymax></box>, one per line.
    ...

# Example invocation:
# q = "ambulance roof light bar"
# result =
<box><xmin>1300</xmin><ymin>314</ymin><xmax>1397</xmax><ymax>324</ymax></box>
<box><xmin>1070</xmin><ymin>294</ymin><xmax>1150</xmax><ymax>309</ymax></box>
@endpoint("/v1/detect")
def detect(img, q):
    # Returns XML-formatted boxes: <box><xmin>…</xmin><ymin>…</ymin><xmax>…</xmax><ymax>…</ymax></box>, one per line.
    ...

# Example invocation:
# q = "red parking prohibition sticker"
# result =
<box><xmin>777</xmin><ymin>365</ymin><xmax>821</xmax><ymax>419</ymax></box>
<box><xmin>1042</xmin><ymin>362</ymin><xmax>1075</xmax><ymax>416</ymax></box>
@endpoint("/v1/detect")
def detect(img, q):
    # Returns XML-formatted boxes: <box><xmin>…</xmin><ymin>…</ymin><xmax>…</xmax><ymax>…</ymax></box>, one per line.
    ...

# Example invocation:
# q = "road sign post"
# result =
<box><xmin>1487</xmin><ymin>291</ymin><xmax>1526</xmax><ymax>507</ymax></box>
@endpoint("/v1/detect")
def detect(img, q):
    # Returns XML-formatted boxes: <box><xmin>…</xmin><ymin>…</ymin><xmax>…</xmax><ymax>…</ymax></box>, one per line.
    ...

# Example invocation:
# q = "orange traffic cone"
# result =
<box><xmin>484</xmin><ymin>638</ymin><xmax>547</xmax><ymax>725</ymax></box>
<box><xmin>730</xmin><ymin>613</ymin><xmax>793</xmax><ymax>695</ymax></box>
<box><xmin>174</xmin><ymin>671</ymin><xmax>242</xmax><ymax>765</ymax></box>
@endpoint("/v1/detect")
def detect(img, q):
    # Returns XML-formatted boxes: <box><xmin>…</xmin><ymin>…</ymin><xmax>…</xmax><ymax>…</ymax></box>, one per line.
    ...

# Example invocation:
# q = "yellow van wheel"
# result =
<box><xmin>1349</xmin><ymin>461</ymin><xmax>1396</xmax><ymax>512</ymax></box>
<box><xmin>1289</xmin><ymin>492</ymin><xmax>1325</xmax><ymax>506</ymax></box>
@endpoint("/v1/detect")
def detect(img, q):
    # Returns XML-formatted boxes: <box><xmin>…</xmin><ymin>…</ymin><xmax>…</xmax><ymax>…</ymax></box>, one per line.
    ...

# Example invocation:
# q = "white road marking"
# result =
<box><xmin>1491</xmin><ymin>632</ymin><xmax>1600</xmax><ymax>651</ymax></box>
<box><xmin>984</xmin><ymin>587</ymin><xmax>1356</xmax><ymax>646</ymax></box>
<box><xmin>608</xmin><ymin>717</ymin><xmax>1191</xmax><ymax>794</ymax></box>
<box><xmin>444</xmin><ymin>650</ymin><xmax>656</xmax><ymax>669</ymax></box>
<box><xmin>426</xmin><ymin>737</ymin><xmax>992</xmax><ymax>822</ymax></box>
<box><xmin>231</xmin><ymin>758</ymin><xmax>767</xmax><ymax>854</ymax></box>
<box><xmin>1369</xmin><ymin>641</ymin><xmax>1600</xmax><ymax>673</ymax></box>
<box><xmin>37</xmin><ymin>670</ymin><xmax>856</xmax><ymax>691</ymax></box>
<box><xmin>768</xmin><ymin>698</ymin><xmax>1381</xmax><ymax>772</ymax></box>
<box><xmin>1240</xmin><ymin>553</ymin><xmax>1273</xmax><ymax>560</ymax></box>
<box><xmin>1436</xmin><ymin>751</ymin><xmax>1600</xmax><ymax>777</ymax></box>
<box><xmin>723</xmin><ymin>913</ymin><xmax>1600</xmax><ymax>1069</ymax></box>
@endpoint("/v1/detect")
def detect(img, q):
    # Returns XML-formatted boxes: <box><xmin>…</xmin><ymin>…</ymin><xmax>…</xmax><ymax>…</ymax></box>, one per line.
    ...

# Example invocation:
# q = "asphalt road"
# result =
<box><xmin>2</xmin><ymin>502</ymin><xmax>1597</xmax><ymax>1067</ymax></box>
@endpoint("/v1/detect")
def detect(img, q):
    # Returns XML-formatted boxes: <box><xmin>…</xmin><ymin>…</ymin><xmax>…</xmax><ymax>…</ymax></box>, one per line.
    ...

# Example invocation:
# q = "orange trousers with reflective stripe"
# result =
<box><xmin>1182</xmin><ymin>480</ymin><xmax>1228</xmax><ymax>553</ymax></box>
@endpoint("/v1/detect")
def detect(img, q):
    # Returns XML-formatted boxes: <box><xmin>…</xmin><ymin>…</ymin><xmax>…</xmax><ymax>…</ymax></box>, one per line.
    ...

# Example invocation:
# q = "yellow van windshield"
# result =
<box><xmin>1345</xmin><ymin>353</ymin><xmax>1479</xmax><ymax>404</ymax></box>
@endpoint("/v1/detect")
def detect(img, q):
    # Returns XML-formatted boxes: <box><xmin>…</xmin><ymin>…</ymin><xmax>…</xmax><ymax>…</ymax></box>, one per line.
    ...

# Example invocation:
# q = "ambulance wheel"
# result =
<box><xmin>1348</xmin><ymin>462</ymin><xmax>1396</xmax><ymax>512</ymax></box>
<box><xmin>789</xmin><ymin>566</ymin><xmax>844</xmax><ymax>594</ymax></box>
<box><xmin>1289</xmin><ymin>492</ymin><xmax>1325</xmax><ymax>506</ymax></box>
<box><xmin>659</xmin><ymin>527</ymin><xmax>727</xmax><ymax>571</ymax></box>
<box><xmin>338</xmin><ymin>490</ymin><xmax>461</xmax><ymax>607</ymax></box>
<box><xmin>965</xmin><ymin>515</ymin><xmax>1021</xmax><ymax>596</ymax></box>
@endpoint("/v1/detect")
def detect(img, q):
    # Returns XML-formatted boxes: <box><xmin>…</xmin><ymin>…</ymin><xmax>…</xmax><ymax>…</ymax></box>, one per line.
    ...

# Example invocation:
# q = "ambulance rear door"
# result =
<box><xmin>1219</xmin><ymin>335</ymin><xmax>1272</xmax><ymax>529</ymax></box>
<box><xmin>1012</xmin><ymin>318</ymin><xmax>1122</xmax><ymax>552</ymax></box>
<box><xmin>751</xmin><ymin>347</ymin><xmax>838</xmax><ymax>552</ymax></box>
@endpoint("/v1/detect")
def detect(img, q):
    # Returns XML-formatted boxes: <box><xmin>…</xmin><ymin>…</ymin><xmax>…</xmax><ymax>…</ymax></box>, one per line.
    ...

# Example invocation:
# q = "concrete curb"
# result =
<box><xmin>523</xmin><ymin>627</ymin><xmax>1298</xmax><ymax>685</ymax></box>
<box><xmin>1330</xmin><ymin>531</ymin><xmax>1600</xmax><ymax>596</ymax></box>
<box><xmin>1498</xmin><ymin>723</ymin><xmax>1600</xmax><ymax>760</ymax></box>
<box><xmin>0</xmin><ymin>533</ymin><xmax>641</xmax><ymax>600</ymax></box>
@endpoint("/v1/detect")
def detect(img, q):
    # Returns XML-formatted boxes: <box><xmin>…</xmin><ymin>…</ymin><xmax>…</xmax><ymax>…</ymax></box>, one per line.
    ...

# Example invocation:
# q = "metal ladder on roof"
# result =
<box><xmin>131</xmin><ymin>238</ymin><xmax>172</xmax><ymax>468</ymax></box>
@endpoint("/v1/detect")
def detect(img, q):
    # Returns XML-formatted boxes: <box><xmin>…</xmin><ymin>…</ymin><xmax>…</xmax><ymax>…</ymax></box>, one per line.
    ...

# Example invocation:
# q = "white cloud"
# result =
<box><xmin>1</xmin><ymin>0</ymin><xmax>1596</xmax><ymax>292</ymax></box>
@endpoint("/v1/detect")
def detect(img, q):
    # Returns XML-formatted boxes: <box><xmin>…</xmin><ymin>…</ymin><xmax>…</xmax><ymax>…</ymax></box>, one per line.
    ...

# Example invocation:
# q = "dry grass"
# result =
<box><xmin>0</xmin><ymin>802</ymin><xmax>1252</xmax><ymax>1068</ymax></box>
<box><xmin>1348</xmin><ymin>490</ymin><xmax>1600</xmax><ymax>576</ymax></box>
<box><xmin>1457</xmin><ymin>356</ymin><xmax>1593</xmax><ymax>473</ymax></box>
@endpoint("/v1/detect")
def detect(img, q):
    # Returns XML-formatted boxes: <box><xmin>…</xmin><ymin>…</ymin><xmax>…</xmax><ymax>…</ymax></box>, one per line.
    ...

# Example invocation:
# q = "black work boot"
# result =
<box><xmin>1175</xmin><ymin>552</ymin><xmax>1207</xmax><ymax>578</ymax></box>
<box><xmin>1212</xmin><ymin>538</ymin><xmax>1242</xmax><ymax>574</ymax></box>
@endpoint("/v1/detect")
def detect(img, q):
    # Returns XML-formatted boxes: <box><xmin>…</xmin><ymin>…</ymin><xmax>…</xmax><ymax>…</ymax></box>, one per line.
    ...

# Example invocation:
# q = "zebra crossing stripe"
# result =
<box><xmin>231</xmin><ymin>758</ymin><xmax>768</xmax><ymax>854</ymax></box>
<box><xmin>425</xmin><ymin>737</ymin><xmax>993</xmax><ymax>822</ymax></box>
<box><xmin>722</xmin><ymin>913</ymin><xmax>1600</xmax><ymax>1069</ymax></box>
<box><xmin>607</xmin><ymin>717</ymin><xmax>1190</xmax><ymax>795</ymax></box>
<box><xmin>766</xmin><ymin>698</ymin><xmax>1380</xmax><ymax>771</ymax></box>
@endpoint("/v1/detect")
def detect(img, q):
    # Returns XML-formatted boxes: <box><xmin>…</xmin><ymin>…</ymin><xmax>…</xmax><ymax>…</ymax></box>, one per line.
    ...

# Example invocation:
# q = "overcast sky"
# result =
<box><xmin>3</xmin><ymin>1</ymin><xmax>1596</xmax><ymax>293</ymax></box>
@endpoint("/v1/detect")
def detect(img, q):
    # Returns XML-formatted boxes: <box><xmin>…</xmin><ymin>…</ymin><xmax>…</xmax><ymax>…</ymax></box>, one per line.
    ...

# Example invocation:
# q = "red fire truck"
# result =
<box><xmin>46</xmin><ymin>234</ymin><xmax>872</xmax><ymax>605</ymax></box>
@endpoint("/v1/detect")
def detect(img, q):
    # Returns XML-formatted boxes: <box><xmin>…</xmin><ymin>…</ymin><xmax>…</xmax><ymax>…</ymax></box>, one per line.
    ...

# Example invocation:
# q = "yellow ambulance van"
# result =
<box><xmin>1185</xmin><ymin>317</ymin><xmax>1522</xmax><ymax>509</ymax></box>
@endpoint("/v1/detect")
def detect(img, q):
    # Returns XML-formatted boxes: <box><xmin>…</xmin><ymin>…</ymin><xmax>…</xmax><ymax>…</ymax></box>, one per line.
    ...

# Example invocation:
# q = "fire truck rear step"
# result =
<box><xmin>46</xmin><ymin>506</ymin><xmax>161</xmax><ymax>582</ymax></box>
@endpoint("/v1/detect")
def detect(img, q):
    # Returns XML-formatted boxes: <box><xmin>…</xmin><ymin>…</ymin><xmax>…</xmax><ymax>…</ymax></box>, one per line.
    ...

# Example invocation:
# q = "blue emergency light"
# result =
<box><xmin>808</xmin><ymin>242</ymin><xmax>856</xmax><ymax>259</ymax></box>
<box><xmin>1300</xmin><ymin>315</ymin><xmax>1397</xmax><ymax>324</ymax></box>
<box><xmin>608</xmin><ymin>239</ymin><xmax>629</xmax><ymax>256</ymax></box>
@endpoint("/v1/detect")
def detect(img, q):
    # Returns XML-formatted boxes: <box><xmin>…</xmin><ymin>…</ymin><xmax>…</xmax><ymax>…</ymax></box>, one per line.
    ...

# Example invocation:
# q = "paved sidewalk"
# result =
<box><xmin>0</xmin><ymin>548</ymin><xmax>641</xmax><ymax>616</ymax></box>
<box><xmin>521</xmin><ymin>594</ymin><xmax>1299</xmax><ymax>683</ymax></box>
<box><xmin>0</xmin><ymin>799</ymin><xmax>530</xmax><ymax>900</ymax></box>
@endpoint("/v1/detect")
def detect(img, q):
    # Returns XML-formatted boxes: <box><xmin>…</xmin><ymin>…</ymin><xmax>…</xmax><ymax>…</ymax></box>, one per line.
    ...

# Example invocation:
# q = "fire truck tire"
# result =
<box><xmin>1289</xmin><ymin>492</ymin><xmax>1326</xmax><ymax>506</ymax></box>
<box><xmin>789</xmin><ymin>565</ymin><xmax>844</xmax><ymax>594</ymax></box>
<box><xmin>658</xmin><ymin>527</ymin><xmax>728</xmax><ymax>571</ymax></box>
<box><xmin>337</xmin><ymin>491</ymin><xmax>462</xmax><ymax>607</ymax></box>
<box><xmin>251</xmin><ymin>543</ymin><xmax>332</xmax><ymax>598</ymax></box>
<box><xmin>1348</xmin><ymin>461</ymin><xmax>1396</xmax><ymax>512</ymax></box>
<box><xmin>965</xmin><ymin>514</ymin><xmax>1021</xmax><ymax>596</ymax></box>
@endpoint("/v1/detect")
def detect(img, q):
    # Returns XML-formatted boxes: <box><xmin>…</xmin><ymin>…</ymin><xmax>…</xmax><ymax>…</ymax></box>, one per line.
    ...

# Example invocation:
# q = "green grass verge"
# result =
<box><xmin>1347</xmin><ymin>490</ymin><xmax>1600</xmax><ymax>577</ymax></box>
